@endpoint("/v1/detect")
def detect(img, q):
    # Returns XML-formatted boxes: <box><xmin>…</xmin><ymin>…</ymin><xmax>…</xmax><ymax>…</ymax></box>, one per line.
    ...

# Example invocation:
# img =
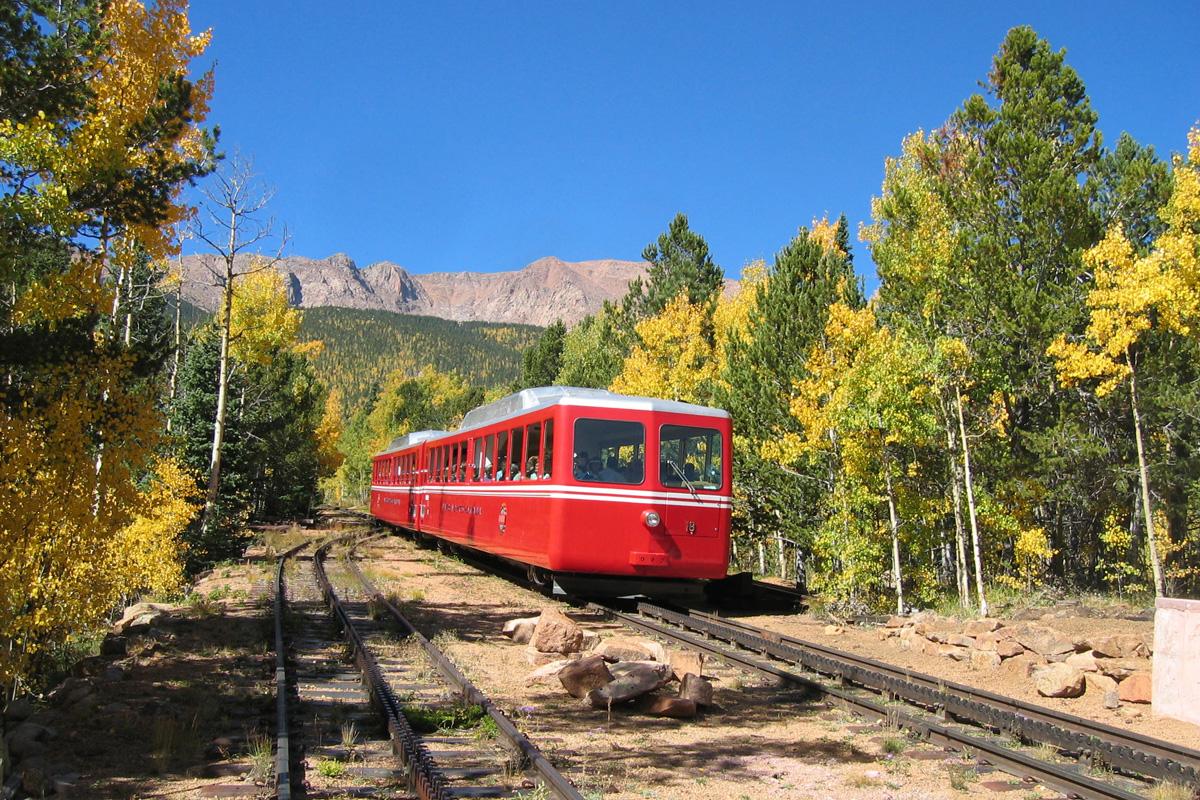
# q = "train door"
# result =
<box><xmin>658</xmin><ymin>423</ymin><xmax>724</xmax><ymax>538</ymax></box>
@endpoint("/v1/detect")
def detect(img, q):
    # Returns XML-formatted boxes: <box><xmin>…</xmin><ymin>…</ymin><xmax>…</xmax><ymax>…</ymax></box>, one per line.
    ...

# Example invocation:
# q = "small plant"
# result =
<box><xmin>246</xmin><ymin>729</ymin><xmax>272</xmax><ymax>780</ymax></box>
<box><xmin>340</xmin><ymin>721</ymin><xmax>360</xmax><ymax>759</ymax></box>
<box><xmin>316</xmin><ymin>759</ymin><xmax>345</xmax><ymax>778</ymax></box>
<box><xmin>881</xmin><ymin>736</ymin><xmax>907</xmax><ymax>755</ymax></box>
<box><xmin>401</xmin><ymin>703</ymin><xmax>486</xmax><ymax>733</ymax></box>
<box><xmin>1149</xmin><ymin>782</ymin><xmax>1196</xmax><ymax>800</ymax></box>
<box><xmin>409</xmin><ymin>588</ymin><xmax>426</xmax><ymax>602</ymax></box>
<box><xmin>473</xmin><ymin>715</ymin><xmax>500</xmax><ymax>741</ymax></box>
<box><xmin>946</xmin><ymin>763</ymin><xmax>978</xmax><ymax>792</ymax></box>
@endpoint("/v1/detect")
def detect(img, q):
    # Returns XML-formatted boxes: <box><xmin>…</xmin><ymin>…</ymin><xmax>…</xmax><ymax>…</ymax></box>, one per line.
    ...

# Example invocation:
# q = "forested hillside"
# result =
<box><xmin>298</xmin><ymin>308</ymin><xmax>541</xmax><ymax>412</ymax></box>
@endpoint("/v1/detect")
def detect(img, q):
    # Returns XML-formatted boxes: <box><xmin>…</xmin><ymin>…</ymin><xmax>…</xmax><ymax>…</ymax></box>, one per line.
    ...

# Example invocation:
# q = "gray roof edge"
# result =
<box><xmin>380</xmin><ymin>429</ymin><xmax>449</xmax><ymax>454</ymax></box>
<box><xmin>456</xmin><ymin>386</ymin><xmax>728</xmax><ymax>433</ymax></box>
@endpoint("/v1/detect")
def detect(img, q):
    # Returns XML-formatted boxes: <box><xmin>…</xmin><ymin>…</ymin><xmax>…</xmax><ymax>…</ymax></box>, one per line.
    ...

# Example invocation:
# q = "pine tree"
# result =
<box><xmin>516</xmin><ymin>319</ymin><xmax>566</xmax><ymax>389</ymax></box>
<box><xmin>625</xmin><ymin>213</ymin><xmax>724</xmax><ymax>321</ymax></box>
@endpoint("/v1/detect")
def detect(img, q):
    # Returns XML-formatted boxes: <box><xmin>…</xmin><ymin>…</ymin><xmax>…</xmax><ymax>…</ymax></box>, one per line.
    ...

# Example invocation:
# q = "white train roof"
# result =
<box><xmin>375</xmin><ymin>388</ymin><xmax>729</xmax><ymax>458</ymax></box>
<box><xmin>380</xmin><ymin>429</ymin><xmax>448</xmax><ymax>455</ymax></box>
<box><xmin>458</xmin><ymin>386</ymin><xmax>729</xmax><ymax>432</ymax></box>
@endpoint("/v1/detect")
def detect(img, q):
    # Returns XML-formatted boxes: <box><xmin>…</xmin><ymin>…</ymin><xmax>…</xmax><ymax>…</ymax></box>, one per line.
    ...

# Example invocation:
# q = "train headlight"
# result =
<box><xmin>642</xmin><ymin>510</ymin><xmax>661</xmax><ymax>528</ymax></box>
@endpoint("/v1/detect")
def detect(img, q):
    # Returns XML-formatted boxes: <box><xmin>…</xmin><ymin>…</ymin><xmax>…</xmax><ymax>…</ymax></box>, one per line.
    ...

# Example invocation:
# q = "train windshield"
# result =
<box><xmin>659</xmin><ymin>425</ymin><xmax>723</xmax><ymax>490</ymax></box>
<box><xmin>572</xmin><ymin>419</ymin><xmax>645</xmax><ymax>484</ymax></box>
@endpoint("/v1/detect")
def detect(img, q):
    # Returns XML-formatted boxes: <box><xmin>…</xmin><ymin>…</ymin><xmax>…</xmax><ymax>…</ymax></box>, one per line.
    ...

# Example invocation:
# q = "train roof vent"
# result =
<box><xmin>459</xmin><ymin>386</ymin><xmax>615</xmax><ymax>430</ymax></box>
<box><xmin>383</xmin><ymin>429</ymin><xmax>447</xmax><ymax>453</ymax></box>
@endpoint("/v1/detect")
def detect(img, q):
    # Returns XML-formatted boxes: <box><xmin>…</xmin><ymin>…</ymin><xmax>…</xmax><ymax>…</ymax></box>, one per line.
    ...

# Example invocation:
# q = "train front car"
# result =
<box><xmin>369</xmin><ymin>387</ymin><xmax>733</xmax><ymax>598</ymax></box>
<box><xmin>547</xmin><ymin>392</ymin><xmax>732</xmax><ymax>597</ymax></box>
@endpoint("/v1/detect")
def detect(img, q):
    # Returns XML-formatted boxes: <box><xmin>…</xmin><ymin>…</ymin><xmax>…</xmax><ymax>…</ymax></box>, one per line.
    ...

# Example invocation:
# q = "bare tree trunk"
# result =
<box><xmin>757</xmin><ymin>541</ymin><xmax>765</xmax><ymax>575</ymax></box>
<box><xmin>885</xmin><ymin>463</ymin><xmax>904</xmax><ymax>615</ymax></box>
<box><xmin>199</xmin><ymin>245</ymin><xmax>235</xmax><ymax>537</ymax></box>
<box><xmin>1129</xmin><ymin>361</ymin><xmax>1164</xmax><ymax>596</ymax></box>
<box><xmin>166</xmin><ymin>280</ymin><xmax>182</xmax><ymax>433</ymax></box>
<box><xmin>946</xmin><ymin>419</ymin><xmax>970</xmax><ymax>606</ymax></box>
<box><xmin>777</xmin><ymin>535</ymin><xmax>786</xmax><ymax>580</ymax></box>
<box><xmin>956</xmin><ymin>386</ymin><xmax>987</xmax><ymax>616</ymax></box>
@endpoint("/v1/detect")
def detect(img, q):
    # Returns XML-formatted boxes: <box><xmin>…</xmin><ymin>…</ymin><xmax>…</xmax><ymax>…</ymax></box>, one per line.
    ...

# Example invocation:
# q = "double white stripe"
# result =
<box><xmin>370</xmin><ymin>482</ymin><xmax>732</xmax><ymax>510</ymax></box>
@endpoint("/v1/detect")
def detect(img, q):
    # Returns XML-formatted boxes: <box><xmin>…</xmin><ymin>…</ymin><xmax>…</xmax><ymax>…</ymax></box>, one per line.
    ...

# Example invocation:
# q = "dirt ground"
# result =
<box><xmin>353</xmin><ymin>535</ymin><xmax>1074</xmax><ymax>800</ymax></box>
<box><xmin>16</xmin><ymin>526</ymin><xmax>1197</xmax><ymax>799</ymax></box>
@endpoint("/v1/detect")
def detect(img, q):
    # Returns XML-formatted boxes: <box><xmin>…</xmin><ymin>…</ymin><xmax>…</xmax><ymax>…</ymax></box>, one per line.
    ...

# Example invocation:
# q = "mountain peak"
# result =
<box><xmin>178</xmin><ymin>253</ymin><xmax>648</xmax><ymax>327</ymax></box>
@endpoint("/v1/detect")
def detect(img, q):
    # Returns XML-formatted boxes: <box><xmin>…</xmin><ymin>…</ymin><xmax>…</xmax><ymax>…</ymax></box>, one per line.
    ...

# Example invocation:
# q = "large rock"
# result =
<box><xmin>587</xmin><ymin>661</ymin><xmax>672</xmax><ymax>707</ymax></box>
<box><xmin>558</xmin><ymin>655</ymin><xmax>613</xmax><ymax>699</ymax></box>
<box><xmin>948</xmin><ymin>634</ymin><xmax>976</xmax><ymax>648</ymax></box>
<box><xmin>641</xmin><ymin>696</ymin><xmax>697</xmax><ymax>718</ymax></box>
<box><xmin>669</xmin><ymin>650</ymin><xmax>705</xmax><ymax>680</ymax></box>
<box><xmin>938</xmin><ymin>645</ymin><xmax>969</xmax><ymax>661</ymax></box>
<box><xmin>1065</xmin><ymin>651</ymin><xmax>1100</xmax><ymax>673</ymax></box>
<box><xmin>502</xmin><ymin>615</ymin><xmax>540</xmax><ymax>645</ymax></box>
<box><xmin>595</xmin><ymin>637</ymin><xmax>656</xmax><ymax>662</ymax></box>
<box><xmin>963</xmin><ymin>619</ymin><xmax>1002</xmax><ymax>636</ymax></box>
<box><xmin>580</xmin><ymin>630</ymin><xmax>601</xmax><ymax>651</ymax></box>
<box><xmin>525</xmin><ymin>647</ymin><xmax>581</xmax><ymax>667</ymax></box>
<box><xmin>1015</xmin><ymin>625</ymin><xmax>1076</xmax><ymax>658</ymax></box>
<box><xmin>525</xmin><ymin>659</ymin><xmax>574</xmax><ymax>685</ymax></box>
<box><xmin>885</xmin><ymin>615</ymin><xmax>909</xmax><ymax>628</ymax></box>
<box><xmin>679</xmin><ymin>673</ymin><xmax>714</xmax><ymax>706</ymax></box>
<box><xmin>1118</xmin><ymin>672</ymin><xmax>1152</xmax><ymax>704</ymax></box>
<box><xmin>1034</xmin><ymin>663</ymin><xmax>1085</xmax><ymax>698</ymax></box>
<box><xmin>970</xmin><ymin>649</ymin><xmax>1001</xmax><ymax>670</ymax></box>
<box><xmin>1084</xmin><ymin>672</ymin><xmax>1118</xmax><ymax>695</ymax></box>
<box><xmin>529</xmin><ymin>608</ymin><xmax>583</xmax><ymax>654</ymax></box>
<box><xmin>1097</xmin><ymin>658</ymin><xmax>1144</xmax><ymax>682</ymax></box>
<box><xmin>1089</xmin><ymin>634</ymin><xmax>1151</xmax><ymax>659</ymax></box>
<box><xmin>3</xmin><ymin>696</ymin><xmax>34</xmax><ymax>722</ymax></box>
<box><xmin>113</xmin><ymin>602</ymin><xmax>175</xmax><ymax>634</ymax></box>
<box><xmin>995</xmin><ymin>640</ymin><xmax>1026</xmax><ymax>659</ymax></box>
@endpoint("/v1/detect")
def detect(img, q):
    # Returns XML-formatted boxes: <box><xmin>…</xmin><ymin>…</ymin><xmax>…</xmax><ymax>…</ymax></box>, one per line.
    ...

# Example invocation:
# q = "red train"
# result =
<box><xmin>369</xmin><ymin>387</ymin><xmax>732</xmax><ymax>596</ymax></box>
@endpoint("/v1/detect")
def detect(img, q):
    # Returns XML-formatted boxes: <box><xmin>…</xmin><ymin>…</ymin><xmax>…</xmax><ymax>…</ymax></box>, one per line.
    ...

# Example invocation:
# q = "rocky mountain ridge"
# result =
<box><xmin>179</xmin><ymin>253</ymin><xmax>649</xmax><ymax>327</ymax></box>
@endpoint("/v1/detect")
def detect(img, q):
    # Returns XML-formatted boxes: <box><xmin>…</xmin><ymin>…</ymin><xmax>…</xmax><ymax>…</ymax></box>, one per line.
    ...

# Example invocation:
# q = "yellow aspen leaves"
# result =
<box><xmin>610</xmin><ymin>293</ymin><xmax>716</xmax><ymax>403</ymax></box>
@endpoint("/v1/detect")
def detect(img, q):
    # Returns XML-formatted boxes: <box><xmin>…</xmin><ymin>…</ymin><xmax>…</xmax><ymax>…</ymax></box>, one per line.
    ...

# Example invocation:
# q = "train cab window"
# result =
<box><xmin>542</xmin><ymin>420</ymin><xmax>554</xmax><ymax>479</ymax></box>
<box><xmin>572</xmin><ymin>419</ymin><xmax>644</xmax><ymax>484</ymax></box>
<box><xmin>524</xmin><ymin>423</ymin><xmax>542</xmax><ymax>479</ymax></box>
<box><xmin>659</xmin><ymin>425</ymin><xmax>723</xmax><ymax>491</ymax></box>
<box><xmin>508</xmin><ymin>427</ymin><xmax>524</xmax><ymax>481</ymax></box>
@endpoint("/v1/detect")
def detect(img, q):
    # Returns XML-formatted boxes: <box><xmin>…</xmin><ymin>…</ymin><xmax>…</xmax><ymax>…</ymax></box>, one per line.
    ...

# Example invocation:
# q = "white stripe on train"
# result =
<box><xmin>369</xmin><ymin>484</ymin><xmax>732</xmax><ymax>510</ymax></box>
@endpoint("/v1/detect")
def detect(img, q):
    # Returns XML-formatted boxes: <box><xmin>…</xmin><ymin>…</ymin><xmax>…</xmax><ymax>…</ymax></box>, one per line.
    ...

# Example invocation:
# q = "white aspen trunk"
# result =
<box><xmin>122</xmin><ymin>266</ymin><xmax>133</xmax><ymax>346</ymax></box>
<box><xmin>956</xmin><ymin>386</ymin><xmax>988</xmax><ymax>616</ymax></box>
<box><xmin>885</xmin><ymin>464</ymin><xmax>904</xmax><ymax>615</ymax></box>
<box><xmin>166</xmin><ymin>282</ymin><xmax>182</xmax><ymax>433</ymax></box>
<box><xmin>946</xmin><ymin>419</ymin><xmax>970</xmax><ymax>605</ymax></box>
<box><xmin>777</xmin><ymin>535</ymin><xmax>786</xmax><ymax>580</ymax></box>
<box><xmin>757</xmin><ymin>541</ymin><xmax>766</xmax><ymax>575</ymax></box>
<box><xmin>199</xmin><ymin>235</ymin><xmax>236</xmax><ymax>536</ymax></box>
<box><xmin>1129</xmin><ymin>361</ymin><xmax>1164</xmax><ymax>596</ymax></box>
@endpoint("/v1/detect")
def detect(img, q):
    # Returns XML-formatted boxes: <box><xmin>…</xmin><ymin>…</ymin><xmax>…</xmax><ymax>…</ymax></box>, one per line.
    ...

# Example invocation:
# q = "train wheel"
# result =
<box><xmin>527</xmin><ymin>565</ymin><xmax>551</xmax><ymax>593</ymax></box>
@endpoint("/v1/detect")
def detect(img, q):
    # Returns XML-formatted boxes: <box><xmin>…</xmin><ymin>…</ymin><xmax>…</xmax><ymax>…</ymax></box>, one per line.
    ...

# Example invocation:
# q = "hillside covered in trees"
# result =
<box><xmin>298</xmin><ymin>308</ymin><xmax>540</xmax><ymax>413</ymax></box>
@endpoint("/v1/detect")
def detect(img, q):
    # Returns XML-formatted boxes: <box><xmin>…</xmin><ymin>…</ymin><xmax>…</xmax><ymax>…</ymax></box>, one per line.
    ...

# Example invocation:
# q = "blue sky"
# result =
<box><xmin>186</xmin><ymin>2</ymin><xmax>1199</xmax><ymax>291</ymax></box>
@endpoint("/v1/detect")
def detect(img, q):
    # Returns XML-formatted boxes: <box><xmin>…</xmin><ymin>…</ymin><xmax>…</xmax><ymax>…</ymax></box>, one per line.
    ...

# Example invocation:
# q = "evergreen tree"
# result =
<box><xmin>625</xmin><ymin>212</ymin><xmax>724</xmax><ymax>320</ymax></box>
<box><xmin>516</xmin><ymin>319</ymin><xmax>566</xmax><ymax>389</ymax></box>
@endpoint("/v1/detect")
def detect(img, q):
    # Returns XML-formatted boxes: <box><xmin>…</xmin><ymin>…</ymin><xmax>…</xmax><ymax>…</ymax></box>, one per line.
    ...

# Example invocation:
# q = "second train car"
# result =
<box><xmin>369</xmin><ymin>386</ymin><xmax>732</xmax><ymax>596</ymax></box>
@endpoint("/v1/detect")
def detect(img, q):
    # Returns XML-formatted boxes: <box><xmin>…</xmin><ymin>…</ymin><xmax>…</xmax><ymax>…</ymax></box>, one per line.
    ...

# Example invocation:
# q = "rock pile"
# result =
<box><xmin>504</xmin><ymin>609</ymin><xmax>712</xmax><ymax>718</ymax></box>
<box><xmin>880</xmin><ymin>613</ymin><xmax>1153</xmax><ymax>706</ymax></box>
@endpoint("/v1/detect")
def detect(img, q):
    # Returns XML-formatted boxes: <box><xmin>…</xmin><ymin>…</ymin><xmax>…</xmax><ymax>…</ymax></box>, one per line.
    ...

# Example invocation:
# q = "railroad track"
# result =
<box><xmin>273</xmin><ymin>533</ymin><xmax>584</xmax><ymax>799</ymax></box>
<box><xmin>590</xmin><ymin>601</ymin><xmax>1200</xmax><ymax>800</ymax></box>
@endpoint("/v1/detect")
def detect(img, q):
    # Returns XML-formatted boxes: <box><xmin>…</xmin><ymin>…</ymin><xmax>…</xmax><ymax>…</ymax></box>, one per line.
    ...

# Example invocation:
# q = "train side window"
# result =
<box><xmin>542</xmin><ymin>420</ymin><xmax>554</xmax><ymax>479</ymax></box>
<box><xmin>572</xmin><ymin>419</ymin><xmax>644</xmax><ymax>484</ymax></box>
<box><xmin>482</xmin><ymin>434</ymin><xmax>495</xmax><ymax>481</ymax></box>
<box><xmin>495</xmin><ymin>430</ymin><xmax>509</xmax><ymax>479</ymax></box>
<box><xmin>508</xmin><ymin>426</ymin><xmax>524</xmax><ymax>481</ymax></box>
<box><xmin>525</xmin><ymin>423</ymin><xmax>542</xmax><ymax>479</ymax></box>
